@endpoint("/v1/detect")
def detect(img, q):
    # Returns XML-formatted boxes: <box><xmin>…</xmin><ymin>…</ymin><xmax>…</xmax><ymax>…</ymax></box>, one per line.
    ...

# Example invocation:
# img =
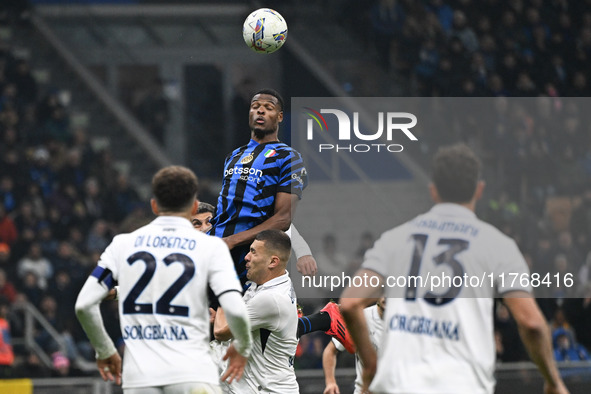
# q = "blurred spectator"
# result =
<box><xmin>0</xmin><ymin>175</ymin><xmax>18</xmax><ymax>213</ymax></box>
<box><xmin>51</xmin><ymin>351</ymin><xmax>70</xmax><ymax>377</ymax></box>
<box><xmin>9</xmin><ymin>58</ymin><xmax>37</xmax><ymax>107</ymax></box>
<box><xmin>51</xmin><ymin>241</ymin><xmax>84</xmax><ymax>286</ymax></box>
<box><xmin>85</xmin><ymin>220</ymin><xmax>110</xmax><ymax>255</ymax></box>
<box><xmin>295</xmin><ymin>332</ymin><xmax>327</xmax><ymax>369</ymax></box>
<box><xmin>13</xmin><ymin>200</ymin><xmax>39</xmax><ymax>236</ymax></box>
<box><xmin>553</xmin><ymin>328</ymin><xmax>590</xmax><ymax>362</ymax></box>
<box><xmin>494</xmin><ymin>301</ymin><xmax>528</xmax><ymax>362</ymax></box>
<box><xmin>425</xmin><ymin>0</ymin><xmax>453</xmax><ymax>34</ymax></box>
<box><xmin>0</xmin><ymin>202</ymin><xmax>17</xmax><ymax>246</ymax></box>
<box><xmin>369</xmin><ymin>0</ymin><xmax>406</xmax><ymax>70</ymax></box>
<box><xmin>82</xmin><ymin>177</ymin><xmax>104</xmax><ymax>223</ymax></box>
<box><xmin>564</xmin><ymin>286</ymin><xmax>591</xmax><ymax>351</ymax></box>
<box><xmin>450</xmin><ymin>10</ymin><xmax>479</xmax><ymax>53</ymax></box>
<box><xmin>0</xmin><ymin>243</ymin><xmax>15</xmax><ymax>280</ymax></box>
<box><xmin>19</xmin><ymin>271</ymin><xmax>43</xmax><ymax>306</ymax></box>
<box><xmin>15</xmin><ymin>351</ymin><xmax>51</xmax><ymax>378</ymax></box>
<box><xmin>316</xmin><ymin>233</ymin><xmax>348</xmax><ymax>279</ymax></box>
<box><xmin>28</xmin><ymin>147</ymin><xmax>55</xmax><ymax>197</ymax></box>
<box><xmin>58</xmin><ymin>148</ymin><xmax>87</xmax><ymax>192</ymax></box>
<box><xmin>16</xmin><ymin>242</ymin><xmax>52</xmax><ymax>290</ymax></box>
<box><xmin>37</xmin><ymin>223</ymin><xmax>58</xmax><ymax>259</ymax></box>
<box><xmin>105</xmin><ymin>173</ymin><xmax>141</xmax><ymax>223</ymax></box>
<box><xmin>347</xmin><ymin>231</ymin><xmax>375</xmax><ymax>275</ymax></box>
<box><xmin>0</xmin><ymin>269</ymin><xmax>16</xmax><ymax>304</ymax></box>
<box><xmin>0</xmin><ymin>296</ymin><xmax>14</xmax><ymax>378</ymax></box>
<box><xmin>135</xmin><ymin>77</ymin><xmax>169</xmax><ymax>145</ymax></box>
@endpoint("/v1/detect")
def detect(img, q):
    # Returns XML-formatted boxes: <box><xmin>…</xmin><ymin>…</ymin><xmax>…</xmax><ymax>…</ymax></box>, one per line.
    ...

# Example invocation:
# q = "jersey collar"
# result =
<box><xmin>249</xmin><ymin>138</ymin><xmax>280</xmax><ymax>146</ymax></box>
<box><xmin>152</xmin><ymin>216</ymin><xmax>194</xmax><ymax>228</ymax></box>
<box><xmin>252</xmin><ymin>271</ymin><xmax>290</xmax><ymax>291</ymax></box>
<box><xmin>429</xmin><ymin>203</ymin><xmax>476</xmax><ymax>219</ymax></box>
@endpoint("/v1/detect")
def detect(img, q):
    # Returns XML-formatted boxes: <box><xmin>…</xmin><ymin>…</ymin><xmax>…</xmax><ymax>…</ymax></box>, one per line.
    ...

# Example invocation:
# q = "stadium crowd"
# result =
<box><xmin>0</xmin><ymin>0</ymin><xmax>590</xmax><ymax>382</ymax></box>
<box><xmin>0</xmin><ymin>20</ymin><xmax>149</xmax><ymax>376</ymax></box>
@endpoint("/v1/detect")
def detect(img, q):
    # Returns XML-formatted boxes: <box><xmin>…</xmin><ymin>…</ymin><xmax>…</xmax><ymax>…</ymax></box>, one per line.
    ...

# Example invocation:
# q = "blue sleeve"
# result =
<box><xmin>277</xmin><ymin>149</ymin><xmax>308</xmax><ymax>198</ymax></box>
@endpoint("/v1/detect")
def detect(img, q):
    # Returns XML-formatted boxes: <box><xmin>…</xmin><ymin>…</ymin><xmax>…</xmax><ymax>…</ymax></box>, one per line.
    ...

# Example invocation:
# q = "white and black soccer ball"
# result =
<box><xmin>242</xmin><ymin>8</ymin><xmax>288</xmax><ymax>54</ymax></box>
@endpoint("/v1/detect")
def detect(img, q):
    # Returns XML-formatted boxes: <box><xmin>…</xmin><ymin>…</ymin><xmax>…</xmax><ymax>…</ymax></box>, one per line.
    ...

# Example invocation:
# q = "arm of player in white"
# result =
<box><xmin>503</xmin><ymin>294</ymin><xmax>568</xmax><ymax>394</ymax></box>
<box><xmin>290</xmin><ymin>225</ymin><xmax>311</xmax><ymax>257</ymax></box>
<box><xmin>217</xmin><ymin>291</ymin><xmax>253</xmax><ymax>358</ymax></box>
<box><xmin>322</xmin><ymin>340</ymin><xmax>342</xmax><ymax>394</ymax></box>
<box><xmin>290</xmin><ymin>224</ymin><xmax>317</xmax><ymax>276</ymax></box>
<box><xmin>75</xmin><ymin>276</ymin><xmax>118</xmax><ymax>360</ymax></box>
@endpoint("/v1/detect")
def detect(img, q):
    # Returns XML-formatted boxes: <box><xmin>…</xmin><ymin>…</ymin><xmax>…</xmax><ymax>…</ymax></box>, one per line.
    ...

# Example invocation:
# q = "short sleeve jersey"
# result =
<box><xmin>240</xmin><ymin>272</ymin><xmax>299</xmax><ymax>393</ymax></box>
<box><xmin>333</xmin><ymin>304</ymin><xmax>384</xmax><ymax>393</ymax></box>
<box><xmin>93</xmin><ymin>216</ymin><xmax>242</xmax><ymax>389</ymax></box>
<box><xmin>210</xmin><ymin>139</ymin><xmax>307</xmax><ymax>282</ymax></box>
<box><xmin>362</xmin><ymin>203</ymin><xmax>531</xmax><ymax>394</ymax></box>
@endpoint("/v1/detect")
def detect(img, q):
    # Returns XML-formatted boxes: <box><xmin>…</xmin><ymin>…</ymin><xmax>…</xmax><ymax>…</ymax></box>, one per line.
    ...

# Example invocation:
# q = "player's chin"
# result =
<box><xmin>252</xmin><ymin>127</ymin><xmax>274</xmax><ymax>139</ymax></box>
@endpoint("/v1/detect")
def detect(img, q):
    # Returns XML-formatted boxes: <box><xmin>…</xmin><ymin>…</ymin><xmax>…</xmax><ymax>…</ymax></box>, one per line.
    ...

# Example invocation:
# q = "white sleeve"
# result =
<box><xmin>493</xmin><ymin>238</ymin><xmax>532</xmax><ymax>295</ymax></box>
<box><xmin>208</xmin><ymin>238</ymin><xmax>243</xmax><ymax>297</ymax></box>
<box><xmin>75</xmin><ymin>276</ymin><xmax>117</xmax><ymax>360</ymax></box>
<box><xmin>218</xmin><ymin>291</ymin><xmax>252</xmax><ymax>358</ymax></box>
<box><xmin>290</xmin><ymin>225</ymin><xmax>312</xmax><ymax>259</ymax></box>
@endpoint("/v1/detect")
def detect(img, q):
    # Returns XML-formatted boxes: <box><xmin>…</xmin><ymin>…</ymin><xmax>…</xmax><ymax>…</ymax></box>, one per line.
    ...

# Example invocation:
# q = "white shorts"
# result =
<box><xmin>124</xmin><ymin>382</ymin><xmax>222</xmax><ymax>394</ymax></box>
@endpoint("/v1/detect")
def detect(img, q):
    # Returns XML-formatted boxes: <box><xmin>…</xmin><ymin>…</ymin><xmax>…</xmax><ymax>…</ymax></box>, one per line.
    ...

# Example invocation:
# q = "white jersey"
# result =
<box><xmin>97</xmin><ymin>216</ymin><xmax>242</xmax><ymax>389</ymax></box>
<box><xmin>240</xmin><ymin>272</ymin><xmax>299</xmax><ymax>393</ymax></box>
<box><xmin>362</xmin><ymin>203</ymin><xmax>531</xmax><ymax>394</ymax></box>
<box><xmin>333</xmin><ymin>304</ymin><xmax>384</xmax><ymax>394</ymax></box>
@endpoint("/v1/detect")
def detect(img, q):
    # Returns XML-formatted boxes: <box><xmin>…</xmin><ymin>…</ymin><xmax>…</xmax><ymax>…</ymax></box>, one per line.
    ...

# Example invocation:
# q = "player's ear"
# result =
<box><xmin>428</xmin><ymin>183</ymin><xmax>440</xmax><ymax>203</ymax></box>
<box><xmin>268</xmin><ymin>255</ymin><xmax>280</xmax><ymax>269</ymax></box>
<box><xmin>473</xmin><ymin>180</ymin><xmax>486</xmax><ymax>202</ymax></box>
<box><xmin>150</xmin><ymin>199</ymin><xmax>159</xmax><ymax>215</ymax></box>
<box><xmin>191</xmin><ymin>199</ymin><xmax>199</xmax><ymax>216</ymax></box>
<box><xmin>278</xmin><ymin>111</ymin><xmax>284</xmax><ymax>123</ymax></box>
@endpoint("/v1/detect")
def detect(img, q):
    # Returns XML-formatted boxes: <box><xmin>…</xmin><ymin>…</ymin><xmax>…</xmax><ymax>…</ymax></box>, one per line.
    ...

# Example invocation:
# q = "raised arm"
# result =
<box><xmin>291</xmin><ymin>224</ymin><xmax>317</xmax><ymax>276</ymax></box>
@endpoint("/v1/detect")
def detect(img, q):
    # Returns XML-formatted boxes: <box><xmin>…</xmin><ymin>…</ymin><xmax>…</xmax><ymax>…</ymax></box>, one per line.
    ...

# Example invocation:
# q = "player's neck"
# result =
<box><xmin>159</xmin><ymin>212</ymin><xmax>192</xmax><ymax>221</ymax></box>
<box><xmin>251</xmin><ymin>131</ymin><xmax>279</xmax><ymax>144</ymax></box>
<box><xmin>255</xmin><ymin>270</ymin><xmax>285</xmax><ymax>286</ymax></box>
<box><xmin>437</xmin><ymin>201</ymin><xmax>476</xmax><ymax>212</ymax></box>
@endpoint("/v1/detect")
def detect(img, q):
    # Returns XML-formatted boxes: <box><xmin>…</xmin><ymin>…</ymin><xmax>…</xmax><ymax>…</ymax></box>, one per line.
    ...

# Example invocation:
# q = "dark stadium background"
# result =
<box><xmin>0</xmin><ymin>0</ymin><xmax>590</xmax><ymax>393</ymax></box>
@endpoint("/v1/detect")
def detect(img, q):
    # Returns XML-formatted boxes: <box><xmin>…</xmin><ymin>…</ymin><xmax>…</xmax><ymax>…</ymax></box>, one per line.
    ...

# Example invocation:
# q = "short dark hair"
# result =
<box><xmin>253</xmin><ymin>88</ymin><xmax>284</xmax><ymax>111</ymax></box>
<box><xmin>255</xmin><ymin>229</ymin><xmax>291</xmax><ymax>263</ymax></box>
<box><xmin>431</xmin><ymin>143</ymin><xmax>480</xmax><ymax>203</ymax></box>
<box><xmin>197</xmin><ymin>202</ymin><xmax>216</xmax><ymax>215</ymax></box>
<box><xmin>152</xmin><ymin>166</ymin><xmax>198</xmax><ymax>212</ymax></box>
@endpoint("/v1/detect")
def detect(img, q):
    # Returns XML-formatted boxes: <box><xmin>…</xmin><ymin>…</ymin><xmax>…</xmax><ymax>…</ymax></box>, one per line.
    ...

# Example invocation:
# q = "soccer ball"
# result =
<box><xmin>242</xmin><ymin>8</ymin><xmax>288</xmax><ymax>54</ymax></box>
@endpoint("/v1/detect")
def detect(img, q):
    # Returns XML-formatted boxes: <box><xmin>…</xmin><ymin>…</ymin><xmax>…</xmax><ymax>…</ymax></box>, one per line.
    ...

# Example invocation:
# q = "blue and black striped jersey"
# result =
<box><xmin>210</xmin><ymin>139</ymin><xmax>307</xmax><ymax>281</ymax></box>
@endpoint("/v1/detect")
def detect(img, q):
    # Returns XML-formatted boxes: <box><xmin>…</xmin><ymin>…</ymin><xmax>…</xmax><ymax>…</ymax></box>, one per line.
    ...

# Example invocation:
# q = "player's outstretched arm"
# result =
<box><xmin>340</xmin><ymin>269</ymin><xmax>384</xmax><ymax>391</ymax></box>
<box><xmin>503</xmin><ymin>294</ymin><xmax>569</xmax><ymax>394</ymax></box>
<box><xmin>223</xmin><ymin>192</ymin><xmax>298</xmax><ymax>250</ymax></box>
<box><xmin>75</xmin><ymin>276</ymin><xmax>121</xmax><ymax>385</ymax></box>
<box><xmin>322</xmin><ymin>340</ymin><xmax>341</xmax><ymax>394</ymax></box>
<box><xmin>291</xmin><ymin>224</ymin><xmax>318</xmax><ymax>276</ymax></box>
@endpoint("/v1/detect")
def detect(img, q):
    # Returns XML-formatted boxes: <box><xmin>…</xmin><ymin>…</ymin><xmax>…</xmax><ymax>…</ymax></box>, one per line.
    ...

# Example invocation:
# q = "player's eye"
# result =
<box><xmin>192</xmin><ymin>219</ymin><xmax>202</xmax><ymax>226</ymax></box>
